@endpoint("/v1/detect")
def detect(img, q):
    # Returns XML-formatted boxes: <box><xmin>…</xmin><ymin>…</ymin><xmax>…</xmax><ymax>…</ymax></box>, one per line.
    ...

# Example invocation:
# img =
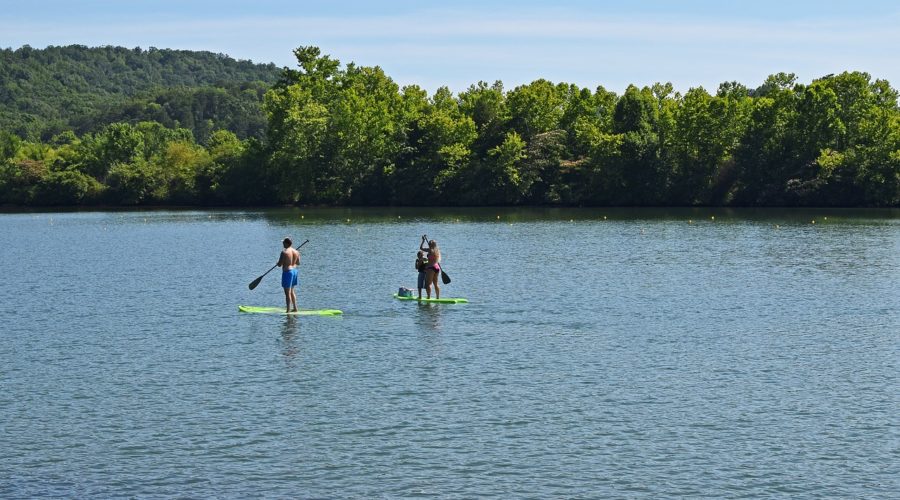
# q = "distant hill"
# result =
<box><xmin>0</xmin><ymin>45</ymin><xmax>282</xmax><ymax>141</ymax></box>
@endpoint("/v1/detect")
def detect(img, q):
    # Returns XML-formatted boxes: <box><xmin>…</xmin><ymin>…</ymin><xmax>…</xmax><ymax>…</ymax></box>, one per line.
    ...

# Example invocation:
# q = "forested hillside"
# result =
<box><xmin>1</xmin><ymin>45</ymin><xmax>898</xmax><ymax>207</ymax></box>
<box><xmin>0</xmin><ymin>45</ymin><xmax>280</xmax><ymax>140</ymax></box>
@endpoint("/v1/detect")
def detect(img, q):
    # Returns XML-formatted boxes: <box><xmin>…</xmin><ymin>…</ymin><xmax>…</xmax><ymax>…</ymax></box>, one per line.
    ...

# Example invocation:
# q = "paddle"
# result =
<box><xmin>248</xmin><ymin>239</ymin><xmax>308</xmax><ymax>290</ymax></box>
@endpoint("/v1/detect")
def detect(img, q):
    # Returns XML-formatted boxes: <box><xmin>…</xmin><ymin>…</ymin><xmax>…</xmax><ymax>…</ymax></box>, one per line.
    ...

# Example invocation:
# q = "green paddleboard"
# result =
<box><xmin>238</xmin><ymin>306</ymin><xmax>343</xmax><ymax>316</ymax></box>
<box><xmin>393</xmin><ymin>294</ymin><xmax>468</xmax><ymax>303</ymax></box>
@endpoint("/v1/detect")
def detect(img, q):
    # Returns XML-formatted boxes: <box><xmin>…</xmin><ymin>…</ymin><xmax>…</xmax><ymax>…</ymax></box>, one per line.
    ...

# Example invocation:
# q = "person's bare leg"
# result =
<box><xmin>283</xmin><ymin>288</ymin><xmax>291</xmax><ymax>313</ymax></box>
<box><xmin>289</xmin><ymin>288</ymin><xmax>298</xmax><ymax>312</ymax></box>
<box><xmin>433</xmin><ymin>273</ymin><xmax>440</xmax><ymax>299</ymax></box>
<box><xmin>425</xmin><ymin>270</ymin><xmax>434</xmax><ymax>299</ymax></box>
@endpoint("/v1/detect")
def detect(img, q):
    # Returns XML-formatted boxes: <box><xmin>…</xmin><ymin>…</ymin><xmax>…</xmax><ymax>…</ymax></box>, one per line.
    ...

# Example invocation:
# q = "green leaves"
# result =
<box><xmin>0</xmin><ymin>45</ymin><xmax>280</xmax><ymax>141</ymax></box>
<box><xmin>1</xmin><ymin>46</ymin><xmax>898</xmax><ymax>207</ymax></box>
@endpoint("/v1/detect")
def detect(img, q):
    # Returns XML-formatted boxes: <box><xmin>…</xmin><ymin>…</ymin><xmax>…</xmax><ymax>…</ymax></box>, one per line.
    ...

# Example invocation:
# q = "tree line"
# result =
<box><xmin>1</xmin><ymin>45</ymin><xmax>898</xmax><ymax>207</ymax></box>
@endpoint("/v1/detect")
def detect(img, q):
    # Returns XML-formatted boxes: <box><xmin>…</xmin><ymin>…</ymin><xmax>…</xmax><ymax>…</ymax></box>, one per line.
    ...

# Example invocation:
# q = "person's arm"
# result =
<box><xmin>276</xmin><ymin>250</ymin><xmax>284</xmax><ymax>268</ymax></box>
<box><xmin>419</xmin><ymin>234</ymin><xmax>429</xmax><ymax>252</ymax></box>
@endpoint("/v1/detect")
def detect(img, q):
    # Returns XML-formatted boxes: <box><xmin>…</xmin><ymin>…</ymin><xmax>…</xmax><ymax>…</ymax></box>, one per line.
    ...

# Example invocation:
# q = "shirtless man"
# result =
<box><xmin>277</xmin><ymin>237</ymin><xmax>300</xmax><ymax>312</ymax></box>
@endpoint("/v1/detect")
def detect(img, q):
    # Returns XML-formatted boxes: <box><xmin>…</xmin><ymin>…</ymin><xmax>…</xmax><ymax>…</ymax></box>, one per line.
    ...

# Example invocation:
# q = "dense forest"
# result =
<box><xmin>0</xmin><ymin>45</ymin><xmax>280</xmax><ymax>141</ymax></box>
<box><xmin>1</xmin><ymin>45</ymin><xmax>898</xmax><ymax>207</ymax></box>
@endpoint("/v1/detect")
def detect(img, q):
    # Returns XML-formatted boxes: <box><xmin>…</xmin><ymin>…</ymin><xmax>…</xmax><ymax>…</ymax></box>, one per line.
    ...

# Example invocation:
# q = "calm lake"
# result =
<box><xmin>1</xmin><ymin>207</ymin><xmax>898</xmax><ymax>498</ymax></box>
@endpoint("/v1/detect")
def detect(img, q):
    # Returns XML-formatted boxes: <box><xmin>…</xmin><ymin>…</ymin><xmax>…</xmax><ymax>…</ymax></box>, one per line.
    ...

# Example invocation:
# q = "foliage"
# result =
<box><xmin>0</xmin><ymin>45</ymin><xmax>280</xmax><ymax>141</ymax></box>
<box><xmin>1</xmin><ymin>46</ymin><xmax>898</xmax><ymax>207</ymax></box>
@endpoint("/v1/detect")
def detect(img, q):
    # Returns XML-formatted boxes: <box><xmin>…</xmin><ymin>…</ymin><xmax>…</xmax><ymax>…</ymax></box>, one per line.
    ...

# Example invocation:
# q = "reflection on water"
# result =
<box><xmin>255</xmin><ymin>205</ymin><xmax>900</xmax><ymax>225</ymax></box>
<box><xmin>280</xmin><ymin>315</ymin><xmax>300</xmax><ymax>361</ymax></box>
<box><xmin>414</xmin><ymin>302</ymin><xmax>443</xmax><ymax>331</ymax></box>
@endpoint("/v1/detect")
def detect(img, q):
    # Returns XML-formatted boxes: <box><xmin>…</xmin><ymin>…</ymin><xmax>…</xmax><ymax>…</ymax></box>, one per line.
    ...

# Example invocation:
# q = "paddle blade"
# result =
<box><xmin>441</xmin><ymin>270</ymin><xmax>451</xmax><ymax>284</ymax></box>
<box><xmin>248</xmin><ymin>275</ymin><xmax>264</xmax><ymax>290</ymax></box>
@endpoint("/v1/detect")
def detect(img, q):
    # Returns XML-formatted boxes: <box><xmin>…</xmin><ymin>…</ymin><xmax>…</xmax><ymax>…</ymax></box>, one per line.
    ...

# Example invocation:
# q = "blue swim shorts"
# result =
<box><xmin>281</xmin><ymin>268</ymin><xmax>299</xmax><ymax>288</ymax></box>
<box><xmin>417</xmin><ymin>271</ymin><xmax>426</xmax><ymax>289</ymax></box>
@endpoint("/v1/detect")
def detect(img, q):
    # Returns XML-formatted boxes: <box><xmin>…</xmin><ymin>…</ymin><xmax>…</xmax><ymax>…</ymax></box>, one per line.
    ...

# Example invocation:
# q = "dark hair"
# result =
<box><xmin>283</xmin><ymin>237</ymin><xmax>292</xmax><ymax>248</ymax></box>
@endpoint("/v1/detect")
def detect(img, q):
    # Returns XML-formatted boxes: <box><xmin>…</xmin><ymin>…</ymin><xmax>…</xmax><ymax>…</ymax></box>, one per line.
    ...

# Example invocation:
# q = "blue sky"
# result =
<box><xmin>3</xmin><ymin>0</ymin><xmax>899</xmax><ymax>94</ymax></box>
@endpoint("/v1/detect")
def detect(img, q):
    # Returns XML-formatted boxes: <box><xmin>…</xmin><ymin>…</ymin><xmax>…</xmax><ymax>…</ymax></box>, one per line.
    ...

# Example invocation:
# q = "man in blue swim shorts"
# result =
<box><xmin>277</xmin><ymin>237</ymin><xmax>300</xmax><ymax>313</ymax></box>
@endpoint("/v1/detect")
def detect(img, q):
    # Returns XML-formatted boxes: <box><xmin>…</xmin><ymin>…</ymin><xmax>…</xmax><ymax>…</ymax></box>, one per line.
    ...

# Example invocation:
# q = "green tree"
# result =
<box><xmin>593</xmin><ymin>85</ymin><xmax>664</xmax><ymax>204</ymax></box>
<box><xmin>0</xmin><ymin>158</ymin><xmax>46</xmax><ymax>204</ymax></box>
<box><xmin>264</xmin><ymin>84</ymin><xmax>329</xmax><ymax>203</ymax></box>
<box><xmin>196</xmin><ymin>129</ymin><xmax>246</xmax><ymax>203</ymax></box>
<box><xmin>327</xmin><ymin>64</ymin><xmax>404</xmax><ymax>204</ymax></box>
<box><xmin>76</xmin><ymin>123</ymin><xmax>145</xmax><ymax>180</ymax></box>
<box><xmin>397</xmin><ymin>87</ymin><xmax>476</xmax><ymax>204</ymax></box>
<box><xmin>506</xmin><ymin>79</ymin><xmax>564</xmax><ymax>140</ymax></box>
<box><xmin>669</xmin><ymin>87</ymin><xmax>750</xmax><ymax>204</ymax></box>
<box><xmin>458</xmin><ymin>81</ymin><xmax>509</xmax><ymax>156</ymax></box>
<box><xmin>106</xmin><ymin>157</ymin><xmax>163</xmax><ymax>205</ymax></box>
<box><xmin>0</xmin><ymin>131</ymin><xmax>22</xmax><ymax>162</ymax></box>
<box><xmin>263</xmin><ymin>46</ymin><xmax>342</xmax><ymax>203</ymax></box>
<box><xmin>154</xmin><ymin>140</ymin><xmax>211</xmax><ymax>203</ymax></box>
<box><xmin>482</xmin><ymin>131</ymin><xmax>529</xmax><ymax>204</ymax></box>
<box><xmin>34</xmin><ymin>170</ymin><xmax>103</xmax><ymax>205</ymax></box>
<box><xmin>733</xmin><ymin>74</ymin><xmax>800</xmax><ymax>204</ymax></box>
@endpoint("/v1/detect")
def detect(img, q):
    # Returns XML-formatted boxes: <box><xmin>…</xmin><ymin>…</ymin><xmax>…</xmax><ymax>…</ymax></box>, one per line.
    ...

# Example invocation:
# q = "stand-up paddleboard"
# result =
<box><xmin>393</xmin><ymin>294</ymin><xmax>468</xmax><ymax>304</ymax></box>
<box><xmin>239</xmin><ymin>306</ymin><xmax>343</xmax><ymax>316</ymax></box>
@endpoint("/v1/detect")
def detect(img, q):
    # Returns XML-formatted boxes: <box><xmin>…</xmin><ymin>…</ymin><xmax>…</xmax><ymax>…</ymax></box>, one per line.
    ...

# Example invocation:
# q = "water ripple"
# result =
<box><xmin>1</xmin><ymin>208</ymin><xmax>897</xmax><ymax>498</ymax></box>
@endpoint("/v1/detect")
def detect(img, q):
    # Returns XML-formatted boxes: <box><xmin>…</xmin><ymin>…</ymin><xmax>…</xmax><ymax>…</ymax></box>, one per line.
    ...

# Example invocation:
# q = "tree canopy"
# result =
<box><xmin>0</xmin><ymin>45</ymin><xmax>280</xmax><ymax>141</ymax></box>
<box><xmin>2</xmin><ymin>46</ymin><xmax>898</xmax><ymax>207</ymax></box>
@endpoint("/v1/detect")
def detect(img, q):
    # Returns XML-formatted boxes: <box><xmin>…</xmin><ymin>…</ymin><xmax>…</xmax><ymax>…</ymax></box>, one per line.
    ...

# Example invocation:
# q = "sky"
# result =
<box><xmin>3</xmin><ymin>0</ymin><xmax>900</xmax><ymax>94</ymax></box>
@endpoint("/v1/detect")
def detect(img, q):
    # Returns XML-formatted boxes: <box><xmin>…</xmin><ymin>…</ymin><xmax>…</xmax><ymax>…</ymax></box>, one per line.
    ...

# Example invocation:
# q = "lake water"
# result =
<box><xmin>1</xmin><ymin>207</ymin><xmax>898</xmax><ymax>498</ymax></box>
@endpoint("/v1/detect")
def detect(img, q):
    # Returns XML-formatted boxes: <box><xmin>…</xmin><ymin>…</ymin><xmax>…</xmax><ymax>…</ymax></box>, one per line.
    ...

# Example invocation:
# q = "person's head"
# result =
<box><xmin>428</xmin><ymin>239</ymin><xmax>437</xmax><ymax>249</ymax></box>
<box><xmin>417</xmin><ymin>250</ymin><xmax>424</xmax><ymax>259</ymax></box>
<box><xmin>283</xmin><ymin>237</ymin><xmax>292</xmax><ymax>248</ymax></box>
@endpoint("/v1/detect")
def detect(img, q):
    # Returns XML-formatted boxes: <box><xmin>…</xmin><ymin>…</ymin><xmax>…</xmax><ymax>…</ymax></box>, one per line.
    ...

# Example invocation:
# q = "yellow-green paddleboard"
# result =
<box><xmin>238</xmin><ymin>306</ymin><xmax>343</xmax><ymax>316</ymax></box>
<box><xmin>393</xmin><ymin>294</ymin><xmax>468</xmax><ymax>304</ymax></box>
